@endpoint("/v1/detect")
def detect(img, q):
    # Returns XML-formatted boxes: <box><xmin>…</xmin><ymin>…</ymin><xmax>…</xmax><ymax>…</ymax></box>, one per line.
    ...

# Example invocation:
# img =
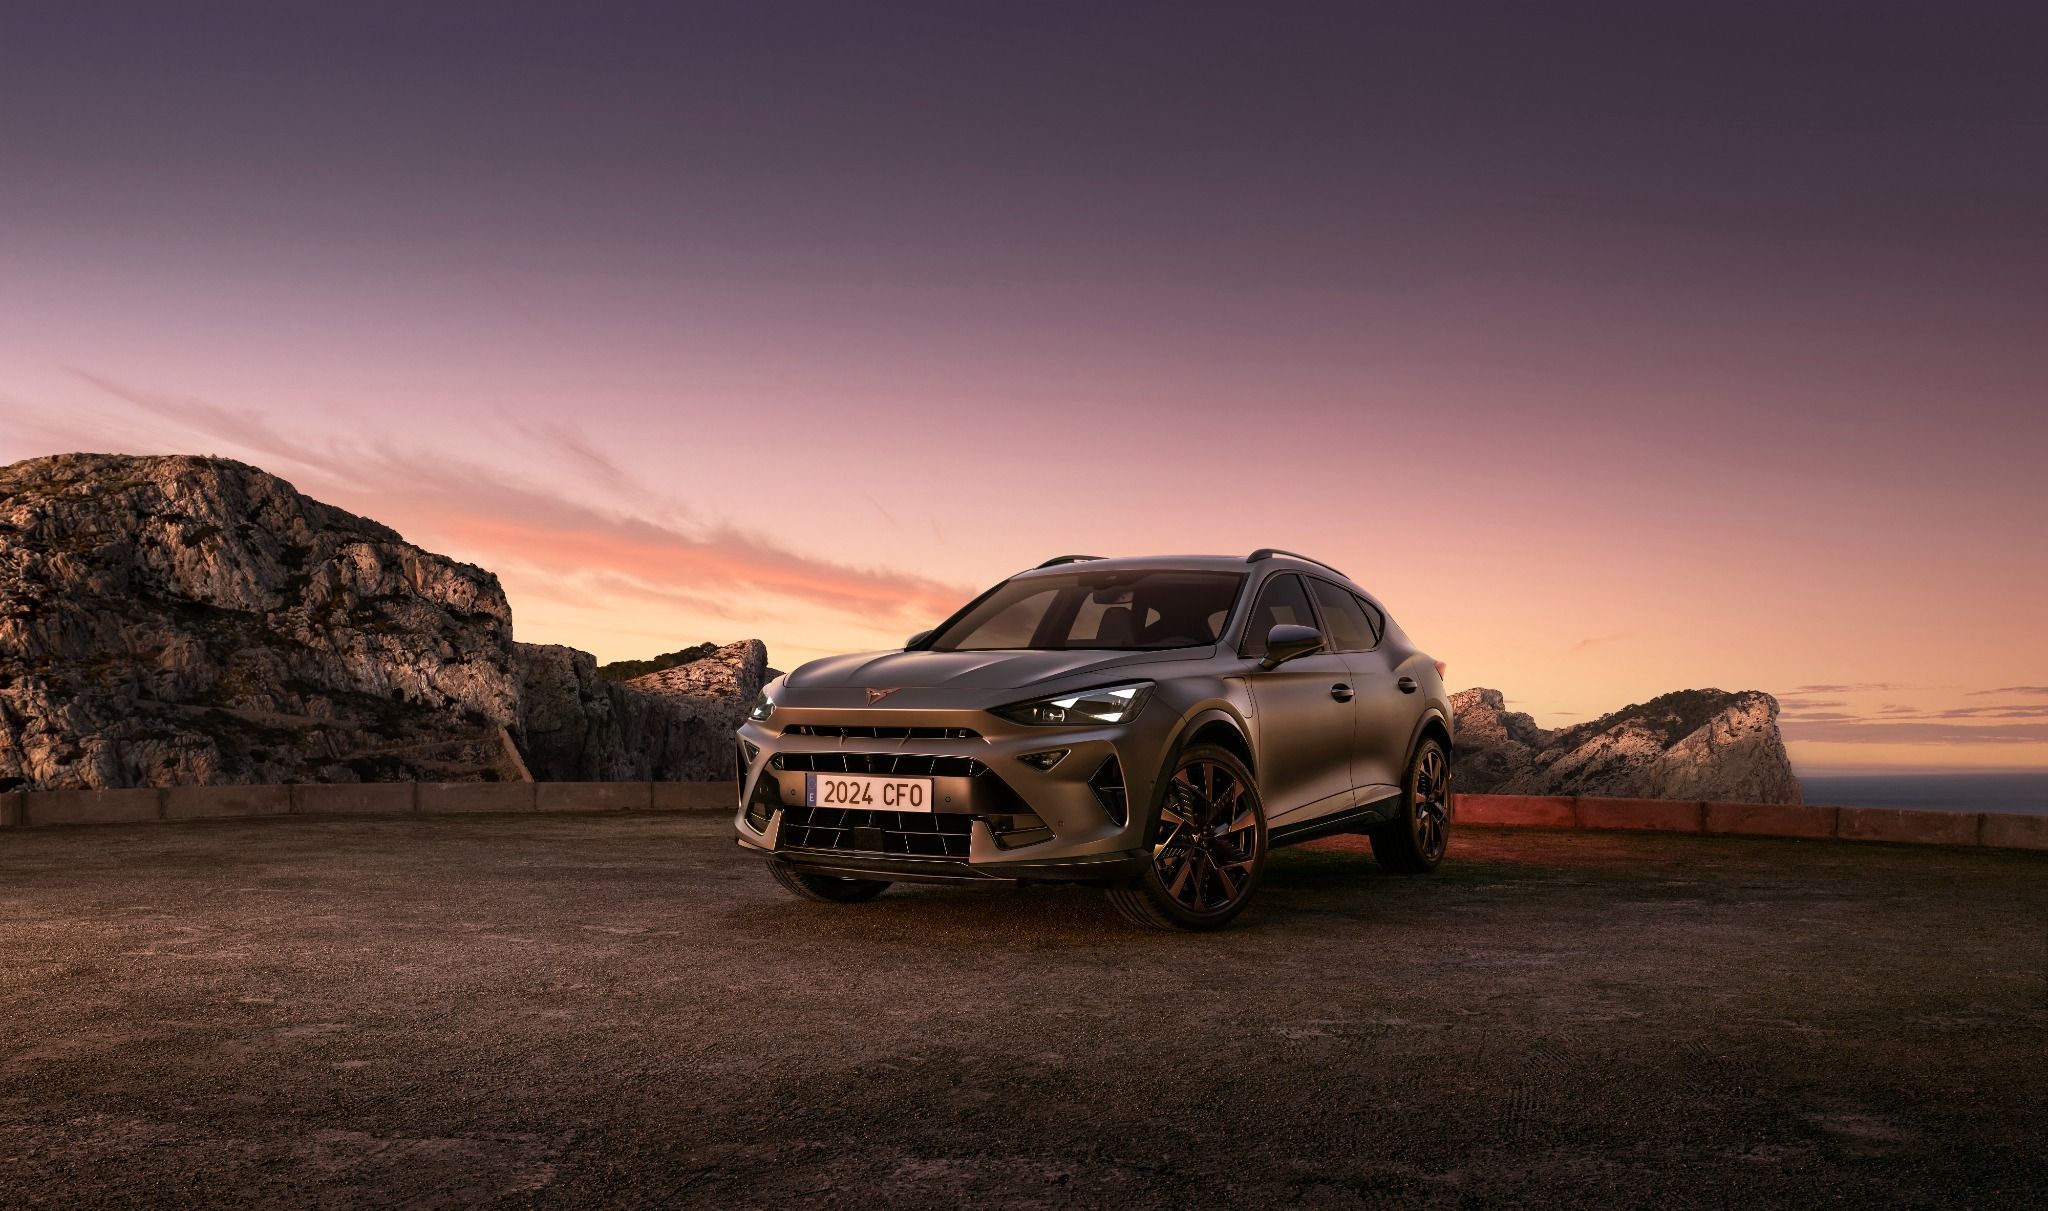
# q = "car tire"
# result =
<box><xmin>1106</xmin><ymin>743</ymin><xmax>1268</xmax><ymax>931</ymax></box>
<box><xmin>768</xmin><ymin>861</ymin><xmax>891</xmax><ymax>903</ymax></box>
<box><xmin>1369</xmin><ymin>735</ymin><xmax>1452</xmax><ymax>873</ymax></box>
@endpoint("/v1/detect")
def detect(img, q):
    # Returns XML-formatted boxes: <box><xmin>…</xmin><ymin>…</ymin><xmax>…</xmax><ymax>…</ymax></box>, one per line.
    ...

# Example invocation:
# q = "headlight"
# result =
<box><xmin>991</xmin><ymin>681</ymin><xmax>1154</xmax><ymax>726</ymax></box>
<box><xmin>747</xmin><ymin>690</ymin><xmax>775</xmax><ymax>722</ymax></box>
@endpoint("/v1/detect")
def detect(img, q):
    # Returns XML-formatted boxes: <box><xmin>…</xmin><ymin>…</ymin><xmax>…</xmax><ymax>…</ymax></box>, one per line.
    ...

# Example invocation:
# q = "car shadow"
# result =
<box><xmin>715</xmin><ymin>844</ymin><xmax>1501</xmax><ymax>944</ymax></box>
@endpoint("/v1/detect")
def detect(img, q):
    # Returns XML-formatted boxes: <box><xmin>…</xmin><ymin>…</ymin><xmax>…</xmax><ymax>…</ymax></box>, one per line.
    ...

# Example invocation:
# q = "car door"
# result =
<box><xmin>1239</xmin><ymin>573</ymin><xmax>1356</xmax><ymax>826</ymax></box>
<box><xmin>1307</xmin><ymin>578</ymin><xmax>1405</xmax><ymax>798</ymax></box>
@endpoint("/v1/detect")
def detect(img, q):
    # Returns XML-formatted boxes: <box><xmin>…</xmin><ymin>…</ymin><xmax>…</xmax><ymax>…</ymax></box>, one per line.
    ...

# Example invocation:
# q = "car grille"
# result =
<box><xmin>783</xmin><ymin>725</ymin><xmax>980</xmax><ymax>740</ymax></box>
<box><xmin>772</xmin><ymin>752</ymin><xmax>988</xmax><ymax>778</ymax></box>
<box><xmin>779</xmin><ymin>807</ymin><xmax>974</xmax><ymax>858</ymax></box>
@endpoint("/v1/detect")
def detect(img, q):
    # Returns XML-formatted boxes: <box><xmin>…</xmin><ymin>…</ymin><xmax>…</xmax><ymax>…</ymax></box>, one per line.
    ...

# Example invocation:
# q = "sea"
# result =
<box><xmin>1797</xmin><ymin>772</ymin><xmax>2048</xmax><ymax>816</ymax></box>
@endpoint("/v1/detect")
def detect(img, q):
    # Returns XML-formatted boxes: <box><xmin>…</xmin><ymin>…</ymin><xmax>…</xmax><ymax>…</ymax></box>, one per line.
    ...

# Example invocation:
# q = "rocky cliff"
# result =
<box><xmin>0</xmin><ymin>453</ymin><xmax>765</xmax><ymax>790</ymax></box>
<box><xmin>594</xmin><ymin>643</ymin><xmax>718</xmax><ymax>683</ymax></box>
<box><xmin>515</xmin><ymin>640</ymin><xmax>769</xmax><ymax>781</ymax></box>
<box><xmin>0</xmin><ymin>453</ymin><xmax>524</xmax><ymax>788</ymax></box>
<box><xmin>1451</xmin><ymin>687</ymin><xmax>1802</xmax><ymax>804</ymax></box>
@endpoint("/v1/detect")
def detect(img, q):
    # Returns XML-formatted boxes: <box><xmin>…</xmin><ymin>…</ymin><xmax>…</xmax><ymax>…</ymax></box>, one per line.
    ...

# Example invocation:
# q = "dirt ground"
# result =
<box><xmin>1</xmin><ymin>813</ymin><xmax>2042</xmax><ymax>1208</ymax></box>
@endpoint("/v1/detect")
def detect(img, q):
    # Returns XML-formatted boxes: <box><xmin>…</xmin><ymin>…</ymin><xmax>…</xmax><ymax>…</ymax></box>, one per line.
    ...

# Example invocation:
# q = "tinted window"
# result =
<box><xmin>1354</xmin><ymin>593</ymin><xmax>1386</xmax><ymax>644</ymax></box>
<box><xmin>961</xmin><ymin>588</ymin><xmax>1058</xmax><ymax>650</ymax></box>
<box><xmin>1309</xmin><ymin>579</ymin><xmax>1377</xmax><ymax>651</ymax></box>
<box><xmin>931</xmin><ymin>570</ymin><xmax>1245</xmax><ymax>652</ymax></box>
<box><xmin>1238</xmin><ymin>573</ymin><xmax>1317</xmax><ymax>657</ymax></box>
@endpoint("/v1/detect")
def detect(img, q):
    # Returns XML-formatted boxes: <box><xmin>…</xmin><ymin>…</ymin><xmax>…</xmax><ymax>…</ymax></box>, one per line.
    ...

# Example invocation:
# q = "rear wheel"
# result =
<box><xmin>768</xmin><ymin>861</ymin><xmax>891</xmax><ymax>903</ymax></box>
<box><xmin>1106</xmin><ymin>744</ymin><xmax>1268</xmax><ymax>931</ymax></box>
<box><xmin>1369</xmin><ymin>736</ymin><xmax>1451</xmax><ymax>873</ymax></box>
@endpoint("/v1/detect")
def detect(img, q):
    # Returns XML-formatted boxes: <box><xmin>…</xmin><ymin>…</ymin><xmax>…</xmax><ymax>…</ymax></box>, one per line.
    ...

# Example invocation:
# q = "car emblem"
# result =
<box><xmin>865</xmin><ymin>688</ymin><xmax>899</xmax><ymax>704</ymax></box>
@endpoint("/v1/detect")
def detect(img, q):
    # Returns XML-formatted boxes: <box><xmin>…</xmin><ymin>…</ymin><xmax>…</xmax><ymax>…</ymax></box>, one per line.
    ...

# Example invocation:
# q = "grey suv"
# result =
<box><xmin>734</xmin><ymin>551</ymin><xmax>1452</xmax><ymax>930</ymax></box>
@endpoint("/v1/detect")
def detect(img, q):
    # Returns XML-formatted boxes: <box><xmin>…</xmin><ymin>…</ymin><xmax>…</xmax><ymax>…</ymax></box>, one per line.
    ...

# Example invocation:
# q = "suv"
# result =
<box><xmin>734</xmin><ymin>551</ymin><xmax>1452</xmax><ymax>930</ymax></box>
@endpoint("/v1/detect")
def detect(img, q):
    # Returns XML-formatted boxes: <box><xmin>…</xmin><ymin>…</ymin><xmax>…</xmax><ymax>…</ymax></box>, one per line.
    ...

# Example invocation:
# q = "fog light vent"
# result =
<box><xmin>988</xmin><ymin>811</ymin><xmax>1054</xmax><ymax>850</ymax></box>
<box><xmin>737</xmin><ymin>739</ymin><xmax>763</xmax><ymax>812</ymax></box>
<box><xmin>1017</xmin><ymin>748</ymin><xmax>1069</xmax><ymax>771</ymax></box>
<box><xmin>743</xmin><ymin>764</ymin><xmax>777</xmax><ymax>831</ymax></box>
<box><xmin>1089</xmin><ymin>756</ymin><xmax>1128</xmax><ymax>825</ymax></box>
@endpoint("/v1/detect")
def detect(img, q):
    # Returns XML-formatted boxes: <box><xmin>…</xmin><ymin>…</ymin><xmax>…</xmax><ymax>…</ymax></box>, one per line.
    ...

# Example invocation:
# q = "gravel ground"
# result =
<box><xmin>1</xmin><ymin>813</ymin><xmax>2043</xmax><ymax>1208</ymax></box>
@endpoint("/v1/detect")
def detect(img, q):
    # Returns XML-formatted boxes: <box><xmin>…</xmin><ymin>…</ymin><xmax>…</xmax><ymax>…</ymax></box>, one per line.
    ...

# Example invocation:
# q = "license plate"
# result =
<box><xmin>805</xmin><ymin>773</ymin><xmax>934</xmax><ymax>812</ymax></box>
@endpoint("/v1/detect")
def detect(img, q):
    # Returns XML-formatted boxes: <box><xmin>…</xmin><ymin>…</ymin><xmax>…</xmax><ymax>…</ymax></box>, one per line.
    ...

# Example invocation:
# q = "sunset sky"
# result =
<box><xmin>3</xmin><ymin>3</ymin><xmax>2044</xmax><ymax>772</ymax></box>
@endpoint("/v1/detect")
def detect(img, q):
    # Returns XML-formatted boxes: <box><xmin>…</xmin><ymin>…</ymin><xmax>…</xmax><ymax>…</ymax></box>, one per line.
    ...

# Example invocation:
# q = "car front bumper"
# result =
<box><xmin>733</xmin><ymin>695</ymin><xmax>1175</xmax><ymax>884</ymax></box>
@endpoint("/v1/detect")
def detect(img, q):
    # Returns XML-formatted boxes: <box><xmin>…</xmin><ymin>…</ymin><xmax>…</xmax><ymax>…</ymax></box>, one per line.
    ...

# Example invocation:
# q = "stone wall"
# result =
<box><xmin>3</xmin><ymin>787</ymin><xmax>2042</xmax><ymax>852</ymax></box>
<box><xmin>1453</xmin><ymin>794</ymin><xmax>2047</xmax><ymax>849</ymax></box>
<box><xmin>1</xmin><ymin>781</ymin><xmax>735</xmax><ymax>825</ymax></box>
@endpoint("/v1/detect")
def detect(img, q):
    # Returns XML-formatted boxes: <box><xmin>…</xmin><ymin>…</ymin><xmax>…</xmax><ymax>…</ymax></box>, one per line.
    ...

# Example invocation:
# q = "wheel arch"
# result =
<box><xmin>1182</xmin><ymin>710</ymin><xmax>1255</xmax><ymax>773</ymax></box>
<box><xmin>1408</xmin><ymin>708</ymin><xmax>1452</xmax><ymax>767</ymax></box>
<box><xmin>1137</xmin><ymin>705</ymin><xmax>1254</xmax><ymax>835</ymax></box>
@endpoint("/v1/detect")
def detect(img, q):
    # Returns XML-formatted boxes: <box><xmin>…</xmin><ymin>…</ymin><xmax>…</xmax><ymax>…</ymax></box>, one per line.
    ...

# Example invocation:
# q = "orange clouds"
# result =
<box><xmin>8</xmin><ymin>375</ymin><xmax>973</xmax><ymax>638</ymax></box>
<box><xmin>6</xmin><ymin>372</ymin><xmax>2047</xmax><ymax>772</ymax></box>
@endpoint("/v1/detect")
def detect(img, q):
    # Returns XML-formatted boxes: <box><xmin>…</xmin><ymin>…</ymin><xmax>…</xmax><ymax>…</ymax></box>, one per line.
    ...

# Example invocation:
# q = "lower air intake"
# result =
<box><xmin>779</xmin><ymin>807</ymin><xmax>974</xmax><ymax>858</ymax></box>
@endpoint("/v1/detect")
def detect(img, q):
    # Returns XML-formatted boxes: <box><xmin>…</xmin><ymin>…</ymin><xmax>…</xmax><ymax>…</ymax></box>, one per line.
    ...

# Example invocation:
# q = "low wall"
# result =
<box><xmin>1456</xmin><ymin>793</ymin><xmax>2047</xmax><ymax>852</ymax></box>
<box><xmin>3</xmin><ymin>782</ymin><xmax>737</xmax><ymax>829</ymax></box>
<box><xmin>2</xmin><ymin>784</ymin><xmax>2041</xmax><ymax>852</ymax></box>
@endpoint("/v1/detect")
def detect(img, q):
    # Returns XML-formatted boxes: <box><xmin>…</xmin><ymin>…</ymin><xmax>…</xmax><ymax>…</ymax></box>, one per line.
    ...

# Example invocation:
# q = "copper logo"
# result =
<box><xmin>865</xmin><ymin>688</ymin><xmax>899</xmax><ymax>704</ymax></box>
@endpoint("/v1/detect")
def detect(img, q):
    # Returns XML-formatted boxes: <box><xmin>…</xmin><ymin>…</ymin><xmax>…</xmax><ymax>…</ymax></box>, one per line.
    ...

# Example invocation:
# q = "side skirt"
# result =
<box><xmin>1269</xmin><ymin>792</ymin><xmax>1403</xmax><ymax>848</ymax></box>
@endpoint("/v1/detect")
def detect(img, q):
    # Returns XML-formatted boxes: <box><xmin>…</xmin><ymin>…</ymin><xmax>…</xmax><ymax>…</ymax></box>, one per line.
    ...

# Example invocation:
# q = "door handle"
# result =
<box><xmin>1397</xmin><ymin>677</ymin><xmax>1418</xmax><ymax>693</ymax></box>
<box><xmin>1331</xmin><ymin>683</ymin><xmax>1355</xmax><ymax>702</ymax></box>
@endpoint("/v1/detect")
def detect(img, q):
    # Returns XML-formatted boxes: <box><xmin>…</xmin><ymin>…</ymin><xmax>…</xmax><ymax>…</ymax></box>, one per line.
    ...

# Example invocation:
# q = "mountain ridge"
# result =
<box><xmin>0</xmin><ymin>453</ymin><xmax>764</xmax><ymax>789</ymax></box>
<box><xmin>1451</xmin><ymin>686</ymin><xmax>1802</xmax><ymax>803</ymax></box>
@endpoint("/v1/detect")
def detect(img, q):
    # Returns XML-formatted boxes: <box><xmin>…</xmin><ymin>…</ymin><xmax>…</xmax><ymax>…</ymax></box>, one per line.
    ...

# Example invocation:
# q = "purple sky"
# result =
<box><xmin>3</xmin><ymin>3</ymin><xmax>2045</xmax><ymax>771</ymax></box>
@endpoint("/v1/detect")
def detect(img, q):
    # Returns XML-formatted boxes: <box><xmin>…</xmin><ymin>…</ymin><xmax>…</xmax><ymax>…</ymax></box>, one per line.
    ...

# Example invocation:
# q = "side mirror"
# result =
<box><xmin>906</xmin><ymin>629</ymin><xmax>934</xmax><ymax>649</ymax></box>
<box><xmin>1259</xmin><ymin>623</ymin><xmax>1325</xmax><ymax>670</ymax></box>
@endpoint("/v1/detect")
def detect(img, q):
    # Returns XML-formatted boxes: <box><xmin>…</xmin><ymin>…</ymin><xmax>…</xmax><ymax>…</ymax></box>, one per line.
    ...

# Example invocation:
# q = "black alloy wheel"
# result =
<box><xmin>1107</xmin><ymin>743</ymin><xmax>1268</xmax><ymax>930</ymax></box>
<box><xmin>1370</xmin><ymin>736</ymin><xmax>1452</xmax><ymax>873</ymax></box>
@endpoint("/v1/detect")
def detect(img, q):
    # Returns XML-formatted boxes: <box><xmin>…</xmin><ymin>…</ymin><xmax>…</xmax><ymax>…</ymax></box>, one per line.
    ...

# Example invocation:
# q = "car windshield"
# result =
<box><xmin>928</xmin><ymin>570</ymin><xmax>1246</xmax><ymax>652</ymax></box>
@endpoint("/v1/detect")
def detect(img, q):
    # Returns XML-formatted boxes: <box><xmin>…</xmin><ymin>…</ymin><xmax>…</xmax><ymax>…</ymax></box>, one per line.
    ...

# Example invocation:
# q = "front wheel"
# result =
<box><xmin>1106</xmin><ymin>744</ymin><xmax>1268</xmax><ymax>931</ymax></box>
<box><xmin>1369</xmin><ymin>736</ymin><xmax>1451</xmax><ymax>873</ymax></box>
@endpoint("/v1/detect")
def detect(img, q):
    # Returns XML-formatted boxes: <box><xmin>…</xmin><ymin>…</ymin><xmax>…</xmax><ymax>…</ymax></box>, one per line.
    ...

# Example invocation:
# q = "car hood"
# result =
<box><xmin>785</xmin><ymin>647</ymin><xmax>1207</xmax><ymax>692</ymax></box>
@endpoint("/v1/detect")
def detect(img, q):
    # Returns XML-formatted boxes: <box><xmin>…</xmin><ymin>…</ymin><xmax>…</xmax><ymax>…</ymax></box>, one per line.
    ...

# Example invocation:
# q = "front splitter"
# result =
<box><xmin>763</xmin><ymin>843</ymin><xmax>1148</xmax><ymax>886</ymax></box>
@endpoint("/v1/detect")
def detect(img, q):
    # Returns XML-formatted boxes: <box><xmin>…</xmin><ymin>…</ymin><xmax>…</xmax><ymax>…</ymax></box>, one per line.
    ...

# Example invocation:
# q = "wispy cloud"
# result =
<box><xmin>1930</xmin><ymin>705</ymin><xmax>2048</xmax><ymax>720</ymax></box>
<box><xmin>10</xmin><ymin>375</ymin><xmax>975</xmax><ymax>630</ymax></box>
<box><xmin>1777</xmin><ymin>685</ymin><xmax>2048</xmax><ymax>743</ymax></box>
<box><xmin>1968</xmin><ymin>686</ymin><xmax>2048</xmax><ymax>697</ymax></box>
<box><xmin>1569</xmin><ymin>633</ymin><xmax>1628</xmax><ymax>654</ymax></box>
<box><xmin>1781</xmin><ymin>718</ymin><xmax>2048</xmax><ymax>744</ymax></box>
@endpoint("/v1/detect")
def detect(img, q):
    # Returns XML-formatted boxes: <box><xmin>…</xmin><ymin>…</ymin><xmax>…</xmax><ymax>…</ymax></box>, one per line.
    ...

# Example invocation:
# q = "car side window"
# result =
<box><xmin>1238</xmin><ymin>573</ymin><xmax>1317</xmax><ymax>658</ymax></box>
<box><xmin>1353</xmin><ymin>593</ymin><xmax>1385</xmax><ymax>645</ymax></box>
<box><xmin>1308</xmin><ymin>579</ymin><xmax>1376</xmax><ymax>651</ymax></box>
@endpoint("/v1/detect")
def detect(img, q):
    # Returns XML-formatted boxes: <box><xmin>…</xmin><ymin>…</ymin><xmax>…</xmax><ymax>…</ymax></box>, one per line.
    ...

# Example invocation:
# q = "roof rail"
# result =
<box><xmin>1245</xmin><ymin>548</ymin><xmax>1346</xmax><ymax>576</ymax></box>
<box><xmin>1035</xmin><ymin>554</ymin><xmax>1105</xmax><ymax>568</ymax></box>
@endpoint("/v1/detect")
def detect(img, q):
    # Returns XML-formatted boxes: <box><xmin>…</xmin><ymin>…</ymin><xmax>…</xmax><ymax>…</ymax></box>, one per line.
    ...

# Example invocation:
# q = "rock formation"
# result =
<box><xmin>594</xmin><ymin>643</ymin><xmax>718</xmax><ymax>683</ymax></box>
<box><xmin>514</xmin><ymin>640</ymin><xmax>770</xmax><ymax>781</ymax></box>
<box><xmin>0</xmin><ymin>453</ymin><xmax>523</xmax><ymax>789</ymax></box>
<box><xmin>1451</xmin><ymin>687</ymin><xmax>1802</xmax><ymax>804</ymax></box>
<box><xmin>0</xmin><ymin>453</ymin><xmax>769</xmax><ymax>790</ymax></box>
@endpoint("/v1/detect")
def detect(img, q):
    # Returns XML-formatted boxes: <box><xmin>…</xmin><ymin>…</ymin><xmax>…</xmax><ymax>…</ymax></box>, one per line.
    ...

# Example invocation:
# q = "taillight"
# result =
<box><xmin>1432</xmin><ymin>660</ymin><xmax>1448</xmax><ymax>679</ymax></box>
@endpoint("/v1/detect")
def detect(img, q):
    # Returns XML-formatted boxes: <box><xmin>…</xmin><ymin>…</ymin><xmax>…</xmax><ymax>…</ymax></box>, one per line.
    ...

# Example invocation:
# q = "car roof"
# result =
<box><xmin>1010</xmin><ymin>552</ymin><xmax>1363</xmax><ymax>590</ymax></box>
<box><xmin>1010</xmin><ymin>554</ymin><xmax>1243</xmax><ymax>578</ymax></box>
